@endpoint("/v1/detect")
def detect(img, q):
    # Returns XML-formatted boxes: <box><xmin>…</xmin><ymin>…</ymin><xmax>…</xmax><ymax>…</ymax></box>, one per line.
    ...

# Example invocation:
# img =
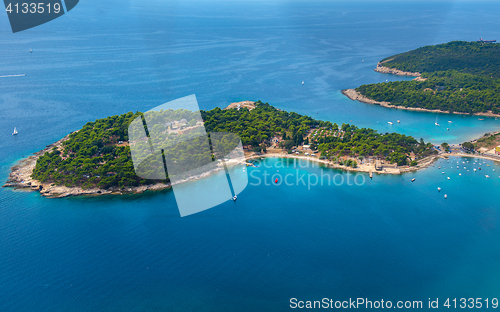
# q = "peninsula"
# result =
<box><xmin>4</xmin><ymin>101</ymin><xmax>435</xmax><ymax>198</ymax></box>
<box><xmin>344</xmin><ymin>41</ymin><xmax>500</xmax><ymax>116</ymax></box>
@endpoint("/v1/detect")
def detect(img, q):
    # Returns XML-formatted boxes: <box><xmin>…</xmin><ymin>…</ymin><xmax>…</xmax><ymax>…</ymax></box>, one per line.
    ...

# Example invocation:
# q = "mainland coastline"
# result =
<box><xmin>346</xmin><ymin>41</ymin><xmax>500</xmax><ymax>118</ymax></box>
<box><xmin>341</xmin><ymin>88</ymin><xmax>500</xmax><ymax>118</ymax></box>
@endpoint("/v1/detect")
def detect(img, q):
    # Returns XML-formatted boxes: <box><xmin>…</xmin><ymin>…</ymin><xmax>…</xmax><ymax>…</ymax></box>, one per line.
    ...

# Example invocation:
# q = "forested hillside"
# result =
<box><xmin>357</xmin><ymin>71</ymin><xmax>500</xmax><ymax>114</ymax></box>
<box><xmin>31</xmin><ymin>101</ymin><xmax>430</xmax><ymax>189</ymax></box>
<box><xmin>356</xmin><ymin>41</ymin><xmax>500</xmax><ymax>114</ymax></box>
<box><xmin>381</xmin><ymin>41</ymin><xmax>500</xmax><ymax>78</ymax></box>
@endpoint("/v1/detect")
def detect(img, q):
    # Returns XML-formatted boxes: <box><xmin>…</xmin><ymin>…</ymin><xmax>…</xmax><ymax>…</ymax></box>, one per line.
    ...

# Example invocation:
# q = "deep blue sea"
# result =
<box><xmin>2</xmin><ymin>1</ymin><xmax>500</xmax><ymax>311</ymax></box>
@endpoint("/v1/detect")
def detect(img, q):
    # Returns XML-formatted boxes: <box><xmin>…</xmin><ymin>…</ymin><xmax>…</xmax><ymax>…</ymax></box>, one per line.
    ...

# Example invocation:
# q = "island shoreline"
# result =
<box><xmin>5</xmin><ymin>139</ymin><xmax>491</xmax><ymax>199</ymax></box>
<box><xmin>4</xmin><ymin>145</ymin><xmax>499</xmax><ymax>199</ymax></box>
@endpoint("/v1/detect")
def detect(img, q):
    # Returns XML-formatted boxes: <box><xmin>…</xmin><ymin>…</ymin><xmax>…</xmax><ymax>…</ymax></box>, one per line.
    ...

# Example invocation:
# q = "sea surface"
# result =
<box><xmin>1</xmin><ymin>1</ymin><xmax>500</xmax><ymax>311</ymax></box>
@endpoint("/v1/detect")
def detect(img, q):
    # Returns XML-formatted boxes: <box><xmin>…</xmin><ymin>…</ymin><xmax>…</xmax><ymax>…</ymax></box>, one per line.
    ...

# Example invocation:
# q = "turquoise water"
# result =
<box><xmin>2</xmin><ymin>158</ymin><xmax>500</xmax><ymax>311</ymax></box>
<box><xmin>2</xmin><ymin>0</ymin><xmax>500</xmax><ymax>311</ymax></box>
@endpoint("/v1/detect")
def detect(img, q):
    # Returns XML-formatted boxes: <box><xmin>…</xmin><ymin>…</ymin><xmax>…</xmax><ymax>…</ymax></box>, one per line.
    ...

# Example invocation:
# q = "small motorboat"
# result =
<box><xmin>444</xmin><ymin>194</ymin><xmax>447</xmax><ymax>199</ymax></box>
<box><xmin>397</xmin><ymin>120</ymin><xmax>400</xmax><ymax>123</ymax></box>
<box><xmin>411</xmin><ymin>178</ymin><xmax>416</xmax><ymax>182</ymax></box>
<box><xmin>302</xmin><ymin>81</ymin><xmax>304</xmax><ymax>85</ymax></box>
<box><xmin>232</xmin><ymin>195</ymin><xmax>237</xmax><ymax>201</ymax></box>
<box><xmin>388</xmin><ymin>121</ymin><xmax>393</xmax><ymax>125</ymax></box>
<box><xmin>438</xmin><ymin>187</ymin><xmax>441</xmax><ymax>192</ymax></box>
<box><xmin>447</xmin><ymin>177</ymin><xmax>450</xmax><ymax>180</ymax></box>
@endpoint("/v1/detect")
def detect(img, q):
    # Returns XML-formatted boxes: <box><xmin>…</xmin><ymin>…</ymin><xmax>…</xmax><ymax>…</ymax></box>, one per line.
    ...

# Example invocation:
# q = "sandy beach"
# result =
<box><xmin>246</xmin><ymin>151</ymin><xmax>439</xmax><ymax>175</ymax></box>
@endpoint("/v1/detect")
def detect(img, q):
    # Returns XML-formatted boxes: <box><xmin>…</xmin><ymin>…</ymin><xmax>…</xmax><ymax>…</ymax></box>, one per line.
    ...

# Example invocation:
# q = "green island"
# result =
<box><xmin>349</xmin><ymin>41</ymin><xmax>500</xmax><ymax>115</ymax></box>
<box><xmin>8</xmin><ymin>101</ymin><xmax>434</xmax><ymax>196</ymax></box>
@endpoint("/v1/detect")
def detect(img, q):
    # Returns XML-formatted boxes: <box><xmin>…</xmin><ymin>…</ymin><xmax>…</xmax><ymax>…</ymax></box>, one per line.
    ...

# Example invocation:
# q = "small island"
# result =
<box><xmin>344</xmin><ymin>41</ymin><xmax>500</xmax><ymax>116</ymax></box>
<box><xmin>4</xmin><ymin>101</ymin><xmax>436</xmax><ymax>198</ymax></box>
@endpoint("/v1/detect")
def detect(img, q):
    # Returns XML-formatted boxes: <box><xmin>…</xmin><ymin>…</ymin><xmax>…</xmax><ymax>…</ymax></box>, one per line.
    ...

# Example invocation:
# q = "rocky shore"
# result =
<box><xmin>374</xmin><ymin>60</ymin><xmax>421</xmax><ymax>77</ymax></box>
<box><xmin>2</xmin><ymin>134</ymin><xmax>172</xmax><ymax>198</ymax></box>
<box><xmin>341</xmin><ymin>88</ymin><xmax>500</xmax><ymax>118</ymax></box>
<box><xmin>2</xmin><ymin>135</ymin><xmax>248</xmax><ymax>198</ymax></box>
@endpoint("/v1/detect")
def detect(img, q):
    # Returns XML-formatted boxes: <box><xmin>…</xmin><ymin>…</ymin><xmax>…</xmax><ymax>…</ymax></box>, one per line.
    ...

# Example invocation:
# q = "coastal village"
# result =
<box><xmin>225</xmin><ymin>101</ymin><xmax>486</xmax><ymax>176</ymax></box>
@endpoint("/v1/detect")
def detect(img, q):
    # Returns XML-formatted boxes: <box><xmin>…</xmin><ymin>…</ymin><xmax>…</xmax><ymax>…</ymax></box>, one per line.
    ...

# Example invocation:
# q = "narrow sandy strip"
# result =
<box><xmin>246</xmin><ymin>152</ymin><xmax>439</xmax><ymax>175</ymax></box>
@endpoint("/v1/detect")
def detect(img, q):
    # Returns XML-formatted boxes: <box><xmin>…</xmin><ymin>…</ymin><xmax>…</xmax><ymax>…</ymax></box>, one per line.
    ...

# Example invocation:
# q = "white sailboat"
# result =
<box><xmin>29</xmin><ymin>48</ymin><xmax>32</xmax><ymax>53</ymax></box>
<box><xmin>12</xmin><ymin>127</ymin><xmax>18</xmax><ymax>135</ymax></box>
<box><xmin>435</xmin><ymin>116</ymin><xmax>440</xmax><ymax>126</ymax></box>
<box><xmin>302</xmin><ymin>81</ymin><xmax>304</xmax><ymax>85</ymax></box>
